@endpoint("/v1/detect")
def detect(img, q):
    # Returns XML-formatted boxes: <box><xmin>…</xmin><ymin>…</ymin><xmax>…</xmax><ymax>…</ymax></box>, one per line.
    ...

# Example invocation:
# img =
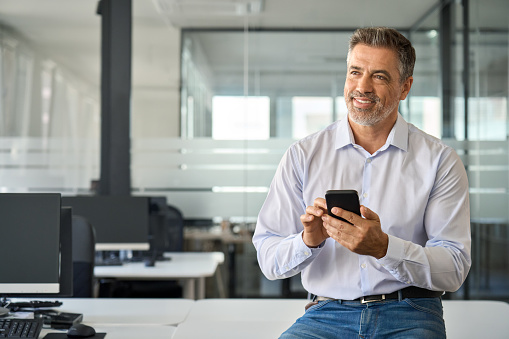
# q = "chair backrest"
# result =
<box><xmin>149</xmin><ymin>204</ymin><xmax>184</xmax><ymax>254</ymax></box>
<box><xmin>72</xmin><ymin>215</ymin><xmax>96</xmax><ymax>297</ymax></box>
<box><xmin>165</xmin><ymin>204</ymin><xmax>184</xmax><ymax>252</ymax></box>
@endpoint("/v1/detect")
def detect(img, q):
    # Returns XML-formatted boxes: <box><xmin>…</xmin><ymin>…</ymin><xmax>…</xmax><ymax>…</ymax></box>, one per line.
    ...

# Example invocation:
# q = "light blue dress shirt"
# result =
<box><xmin>253</xmin><ymin>114</ymin><xmax>471</xmax><ymax>300</ymax></box>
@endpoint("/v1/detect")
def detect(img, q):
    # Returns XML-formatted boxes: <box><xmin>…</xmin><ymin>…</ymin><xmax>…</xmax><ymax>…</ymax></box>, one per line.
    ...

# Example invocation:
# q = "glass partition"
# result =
<box><xmin>466</xmin><ymin>0</ymin><xmax>509</xmax><ymax>300</ymax></box>
<box><xmin>0</xmin><ymin>24</ymin><xmax>100</xmax><ymax>194</ymax></box>
<box><xmin>1</xmin><ymin>0</ymin><xmax>509</xmax><ymax>300</ymax></box>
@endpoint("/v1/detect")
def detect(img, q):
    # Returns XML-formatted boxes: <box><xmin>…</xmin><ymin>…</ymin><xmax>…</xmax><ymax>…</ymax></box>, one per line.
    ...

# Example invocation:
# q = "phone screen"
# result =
<box><xmin>325</xmin><ymin>189</ymin><xmax>361</xmax><ymax>224</ymax></box>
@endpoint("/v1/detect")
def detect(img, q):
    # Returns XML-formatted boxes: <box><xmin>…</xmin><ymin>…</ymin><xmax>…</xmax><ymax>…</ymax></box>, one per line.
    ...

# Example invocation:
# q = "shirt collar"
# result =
<box><xmin>334</xmin><ymin>113</ymin><xmax>409</xmax><ymax>152</ymax></box>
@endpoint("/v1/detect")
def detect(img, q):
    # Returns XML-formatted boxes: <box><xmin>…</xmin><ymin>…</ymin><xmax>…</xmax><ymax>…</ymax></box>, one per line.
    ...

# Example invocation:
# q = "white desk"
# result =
<box><xmin>55</xmin><ymin>298</ymin><xmax>194</xmax><ymax>325</ymax></box>
<box><xmin>41</xmin><ymin>324</ymin><xmax>177</xmax><ymax>339</ymax></box>
<box><xmin>172</xmin><ymin>299</ymin><xmax>306</xmax><ymax>339</ymax></box>
<box><xmin>11</xmin><ymin>298</ymin><xmax>193</xmax><ymax>339</ymax></box>
<box><xmin>94</xmin><ymin>252</ymin><xmax>223</xmax><ymax>299</ymax></box>
<box><xmin>172</xmin><ymin>299</ymin><xmax>509</xmax><ymax>339</ymax></box>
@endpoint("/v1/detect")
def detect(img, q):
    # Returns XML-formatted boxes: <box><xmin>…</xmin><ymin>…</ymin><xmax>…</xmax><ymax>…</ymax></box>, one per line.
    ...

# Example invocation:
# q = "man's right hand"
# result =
<box><xmin>300</xmin><ymin>197</ymin><xmax>329</xmax><ymax>248</ymax></box>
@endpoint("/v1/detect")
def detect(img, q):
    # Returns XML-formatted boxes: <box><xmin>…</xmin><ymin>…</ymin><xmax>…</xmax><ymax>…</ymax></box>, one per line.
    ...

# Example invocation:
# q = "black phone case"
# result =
<box><xmin>325</xmin><ymin>190</ymin><xmax>361</xmax><ymax>224</ymax></box>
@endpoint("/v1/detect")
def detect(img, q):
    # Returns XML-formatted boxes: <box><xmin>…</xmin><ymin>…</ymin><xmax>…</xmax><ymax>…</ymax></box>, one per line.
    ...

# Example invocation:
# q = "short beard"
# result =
<box><xmin>346</xmin><ymin>91</ymin><xmax>398</xmax><ymax>127</ymax></box>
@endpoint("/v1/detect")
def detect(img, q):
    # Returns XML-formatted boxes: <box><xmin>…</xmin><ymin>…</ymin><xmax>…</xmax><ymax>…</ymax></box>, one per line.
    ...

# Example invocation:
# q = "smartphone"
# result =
<box><xmin>325</xmin><ymin>189</ymin><xmax>361</xmax><ymax>224</ymax></box>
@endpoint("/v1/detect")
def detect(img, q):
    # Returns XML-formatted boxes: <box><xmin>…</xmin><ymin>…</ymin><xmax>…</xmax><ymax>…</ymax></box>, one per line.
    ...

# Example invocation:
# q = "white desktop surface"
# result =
<box><xmin>41</xmin><ymin>324</ymin><xmax>176</xmax><ymax>339</ymax></box>
<box><xmin>172</xmin><ymin>299</ymin><xmax>306</xmax><ymax>339</ymax></box>
<box><xmin>56</xmin><ymin>298</ymin><xmax>194</xmax><ymax>325</ymax></box>
<box><xmin>443</xmin><ymin>300</ymin><xmax>509</xmax><ymax>339</ymax></box>
<box><xmin>172</xmin><ymin>299</ymin><xmax>509</xmax><ymax>339</ymax></box>
<box><xmin>94</xmin><ymin>252</ymin><xmax>222</xmax><ymax>299</ymax></box>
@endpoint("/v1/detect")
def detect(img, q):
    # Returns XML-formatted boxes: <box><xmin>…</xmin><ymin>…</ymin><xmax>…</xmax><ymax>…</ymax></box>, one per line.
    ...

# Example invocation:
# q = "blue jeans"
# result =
<box><xmin>279</xmin><ymin>298</ymin><xmax>445</xmax><ymax>339</ymax></box>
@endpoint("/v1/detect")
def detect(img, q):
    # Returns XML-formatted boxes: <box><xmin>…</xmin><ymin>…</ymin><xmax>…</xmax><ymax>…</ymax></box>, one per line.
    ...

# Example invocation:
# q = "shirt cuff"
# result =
<box><xmin>377</xmin><ymin>234</ymin><xmax>404</xmax><ymax>271</ymax></box>
<box><xmin>295</xmin><ymin>231</ymin><xmax>323</xmax><ymax>257</ymax></box>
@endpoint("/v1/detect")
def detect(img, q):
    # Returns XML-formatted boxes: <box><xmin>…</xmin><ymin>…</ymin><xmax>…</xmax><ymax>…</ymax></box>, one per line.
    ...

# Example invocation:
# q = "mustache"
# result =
<box><xmin>348</xmin><ymin>91</ymin><xmax>380</xmax><ymax>102</ymax></box>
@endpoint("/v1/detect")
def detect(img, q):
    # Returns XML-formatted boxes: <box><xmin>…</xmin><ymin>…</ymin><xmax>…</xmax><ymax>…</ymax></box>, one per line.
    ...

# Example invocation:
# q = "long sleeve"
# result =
<box><xmin>253</xmin><ymin>145</ymin><xmax>322</xmax><ymax>280</ymax></box>
<box><xmin>378</xmin><ymin>149</ymin><xmax>471</xmax><ymax>292</ymax></box>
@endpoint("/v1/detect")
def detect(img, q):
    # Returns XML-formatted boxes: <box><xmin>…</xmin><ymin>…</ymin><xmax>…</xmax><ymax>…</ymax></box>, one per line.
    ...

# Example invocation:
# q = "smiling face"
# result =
<box><xmin>344</xmin><ymin>44</ymin><xmax>413</xmax><ymax>128</ymax></box>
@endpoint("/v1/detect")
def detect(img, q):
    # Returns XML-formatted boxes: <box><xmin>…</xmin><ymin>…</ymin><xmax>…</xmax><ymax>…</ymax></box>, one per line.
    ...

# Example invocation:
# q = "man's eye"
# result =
<box><xmin>375</xmin><ymin>75</ymin><xmax>386</xmax><ymax>80</ymax></box>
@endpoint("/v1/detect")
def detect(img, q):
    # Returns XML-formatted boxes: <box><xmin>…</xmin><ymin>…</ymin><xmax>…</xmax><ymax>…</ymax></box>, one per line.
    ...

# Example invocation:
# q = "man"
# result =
<box><xmin>252</xmin><ymin>27</ymin><xmax>471</xmax><ymax>338</ymax></box>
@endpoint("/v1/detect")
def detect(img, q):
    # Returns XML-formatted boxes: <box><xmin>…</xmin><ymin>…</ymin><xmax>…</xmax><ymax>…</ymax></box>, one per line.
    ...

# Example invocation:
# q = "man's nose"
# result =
<box><xmin>356</xmin><ymin>75</ymin><xmax>373</xmax><ymax>94</ymax></box>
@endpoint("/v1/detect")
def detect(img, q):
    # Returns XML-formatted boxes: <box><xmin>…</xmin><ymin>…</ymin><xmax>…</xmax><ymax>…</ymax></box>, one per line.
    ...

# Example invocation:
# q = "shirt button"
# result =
<box><xmin>363</xmin><ymin>193</ymin><xmax>368</xmax><ymax>198</ymax></box>
<box><xmin>304</xmin><ymin>251</ymin><xmax>309</xmax><ymax>256</ymax></box>
<box><xmin>366</xmin><ymin>158</ymin><xmax>372</xmax><ymax>163</ymax></box>
<box><xmin>361</xmin><ymin>263</ymin><xmax>367</xmax><ymax>269</ymax></box>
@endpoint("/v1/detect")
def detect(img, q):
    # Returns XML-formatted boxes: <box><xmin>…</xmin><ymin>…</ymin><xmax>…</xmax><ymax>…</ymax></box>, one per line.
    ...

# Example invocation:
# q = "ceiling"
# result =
<box><xmin>0</xmin><ymin>0</ymin><xmax>507</xmax><ymax>98</ymax></box>
<box><xmin>0</xmin><ymin>0</ymin><xmax>439</xmax><ymax>91</ymax></box>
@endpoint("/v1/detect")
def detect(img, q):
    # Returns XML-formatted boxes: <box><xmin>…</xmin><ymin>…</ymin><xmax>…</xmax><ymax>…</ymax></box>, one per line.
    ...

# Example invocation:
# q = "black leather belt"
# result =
<box><xmin>314</xmin><ymin>286</ymin><xmax>444</xmax><ymax>304</ymax></box>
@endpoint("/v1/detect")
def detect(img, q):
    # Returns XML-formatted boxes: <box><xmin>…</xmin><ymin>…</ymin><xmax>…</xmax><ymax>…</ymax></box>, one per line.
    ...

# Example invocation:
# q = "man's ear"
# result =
<box><xmin>399</xmin><ymin>76</ymin><xmax>413</xmax><ymax>100</ymax></box>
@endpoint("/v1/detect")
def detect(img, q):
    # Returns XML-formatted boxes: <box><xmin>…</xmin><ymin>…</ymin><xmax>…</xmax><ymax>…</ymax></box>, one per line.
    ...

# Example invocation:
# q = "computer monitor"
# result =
<box><xmin>56</xmin><ymin>207</ymin><xmax>73</xmax><ymax>297</ymax></box>
<box><xmin>61</xmin><ymin>195</ymin><xmax>150</xmax><ymax>251</ymax></box>
<box><xmin>13</xmin><ymin>206</ymin><xmax>74</xmax><ymax>300</ymax></box>
<box><xmin>0</xmin><ymin>193</ymin><xmax>62</xmax><ymax>295</ymax></box>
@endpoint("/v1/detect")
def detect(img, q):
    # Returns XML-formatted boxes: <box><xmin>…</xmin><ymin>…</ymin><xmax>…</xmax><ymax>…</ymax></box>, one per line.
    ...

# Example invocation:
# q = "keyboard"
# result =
<box><xmin>0</xmin><ymin>318</ymin><xmax>43</xmax><ymax>338</ymax></box>
<box><xmin>7</xmin><ymin>301</ymin><xmax>62</xmax><ymax>311</ymax></box>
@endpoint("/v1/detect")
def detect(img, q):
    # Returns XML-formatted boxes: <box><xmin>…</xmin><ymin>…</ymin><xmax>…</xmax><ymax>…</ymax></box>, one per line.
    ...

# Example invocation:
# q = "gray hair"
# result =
<box><xmin>347</xmin><ymin>27</ymin><xmax>416</xmax><ymax>83</ymax></box>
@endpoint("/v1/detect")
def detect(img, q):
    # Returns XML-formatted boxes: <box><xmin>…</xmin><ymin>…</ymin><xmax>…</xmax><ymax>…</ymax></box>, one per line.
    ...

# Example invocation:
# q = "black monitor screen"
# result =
<box><xmin>62</xmin><ymin>196</ymin><xmax>150</xmax><ymax>251</ymax></box>
<box><xmin>0</xmin><ymin>193</ymin><xmax>61</xmax><ymax>294</ymax></box>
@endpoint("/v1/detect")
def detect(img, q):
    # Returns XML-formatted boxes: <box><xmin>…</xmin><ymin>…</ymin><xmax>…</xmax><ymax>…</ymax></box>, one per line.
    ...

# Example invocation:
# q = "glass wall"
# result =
<box><xmin>0</xmin><ymin>24</ymin><xmax>100</xmax><ymax>193</ymax></box>
<box><xmin>1</xmin><ymin>0</ymin><xmax>509</xmax><ymax>300</ymax></box>
<box><xmin>466</xmin><ymin>0</ymin><xmax>509</xmax><ymax>300</ymax></box>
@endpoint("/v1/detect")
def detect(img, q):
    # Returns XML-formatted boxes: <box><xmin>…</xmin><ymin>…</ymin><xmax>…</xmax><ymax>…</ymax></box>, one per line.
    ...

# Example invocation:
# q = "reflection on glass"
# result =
<box><xmin>292</xmin><ymin>97</ymin><xmax>332</xmax><ymax>139</ymax></box>
<box><xmin>212</xmin><ymin>96</ymin><xmax>270</xmax><ymax>140</ymax></box>
<box><xmin>409</xmin><ymin>97</ymin><xmax>441</xmax><ymax>139</ymax></box>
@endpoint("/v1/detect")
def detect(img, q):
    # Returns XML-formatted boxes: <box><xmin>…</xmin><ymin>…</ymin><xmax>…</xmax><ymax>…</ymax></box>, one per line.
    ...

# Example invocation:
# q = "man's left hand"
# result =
<box><xmin>321</xmin><ymin>205</ymin><xmax>388</xmax><ymax>259</ymax></box>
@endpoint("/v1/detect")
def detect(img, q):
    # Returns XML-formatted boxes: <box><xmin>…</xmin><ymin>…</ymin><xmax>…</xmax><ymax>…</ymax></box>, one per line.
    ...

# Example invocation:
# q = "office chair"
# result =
<box><xmin>72</xmin><ymin>215</ymin><xmax>96</xmax><ymax>298</ymax></box>
<box><xmin>159</xmin><ymin>204</ymin><xmax>184</xmax><ymax>252</ymax></box>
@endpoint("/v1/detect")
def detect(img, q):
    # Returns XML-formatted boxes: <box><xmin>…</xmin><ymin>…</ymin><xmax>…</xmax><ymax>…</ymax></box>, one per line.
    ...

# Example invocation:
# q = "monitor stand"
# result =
<box><xmin>95</xmin><ymin>250</ymin><xmax>123</xmax><ymax>266</ymax></box>
<box><xmin>0</xmin><ymin>307</ymin><xmax>8</xmax><ymax>316</ymax></box>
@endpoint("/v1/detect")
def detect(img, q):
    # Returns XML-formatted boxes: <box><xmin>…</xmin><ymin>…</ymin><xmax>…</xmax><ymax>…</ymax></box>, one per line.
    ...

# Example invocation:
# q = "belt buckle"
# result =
<box><xmin>360</xmin><ymin>294</ymin><xmax>386</xmax><ymax>304</ymax></box>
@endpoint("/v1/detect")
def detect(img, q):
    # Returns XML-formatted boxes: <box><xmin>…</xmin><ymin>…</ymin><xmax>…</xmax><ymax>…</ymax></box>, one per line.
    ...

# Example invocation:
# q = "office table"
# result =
<box><xmin>184</xmin><ymin>228</ymin><xmax>251</xmax><ymax>298</ymax></box>
<box><xmin>53</xmin><ymin>298</ymin><xmax>194</xmax><ymax>325</ymax></box>
<box><xmin>41</xmin><ymin>324</ymin><xmax>176</xmax><ymax>339</ymax></box>
<box><xmin>172</xmin><ymin>298</ymin><xmax>509</xmax><ymax>339</ymax></box>
<box><xmin>8</xmin><ymin>298</ymin><xmax>193</xmax><ymax>339</ymax></box>
<box><xmin>94</xmin><ymin>252</ymin><xmax>223</xmax><ymax>299</ymax></box>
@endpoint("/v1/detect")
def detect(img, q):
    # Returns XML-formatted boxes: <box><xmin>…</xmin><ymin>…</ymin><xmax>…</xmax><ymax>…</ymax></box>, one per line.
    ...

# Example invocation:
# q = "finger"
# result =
<box><xmin>360</xmin><ymin>205</ymin><xmax>380</xmax><ymax>221</ymax></box>
<box><xmin>324</xmin><ymin>222</ymin><xmax>355</xmax><ymax>247</ymax></box>
<box><xmin>323</xmin><ymin>219</ymin><xmax>341</xmax><ymax>238</ymax></box>
<box><xmin>313</xmin><ymin>198</ymin><xmax>327</xmax><ymax>210</ymax></box>
<box><xmin>323</xmin><ymin>215</ymin><xmax>355</xmax><ymax>236</ymax></box>
<box><xmin>300</xmin><ymin>213</ymin><xmax>314</xmax><ymax>223</ymax></box>
<box><xmin>331</xmin><ymin>207</ymin><xmax>363</xmax><ymax>226</ymax></box>
<box><xmin>306</xmin><ymin>205</ymin><xmax>324</xmax><ymax>217</ymax></box>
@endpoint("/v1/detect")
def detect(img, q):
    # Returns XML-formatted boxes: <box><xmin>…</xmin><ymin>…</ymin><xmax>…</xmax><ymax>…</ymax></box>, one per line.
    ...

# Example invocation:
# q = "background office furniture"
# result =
<box><xmin>94</xmin><ymin>252</ymin><xmax>223</xmax><ymax>299</ymax></box>
<box><xmin>71</xmin><ymin>215</ymin><xmax>96</xmax><ymax>298</ymax></box>
<box><xmin>0</xmin><ymin>193</ymin><xmax>62</xmax><ymax>295</ymax></box>
<box><xmin>160</xmin><ymin>204</ymin><xmax>185</xmax><ymax>253</ymax></box>
<box><xmin>145</xmin><ymin>199</ymin><xmax>185</xmax><ymax>256</ymax></box>
<box><xmin>102</xmin><ymin>203</ymin><xmax>186</xmax><ymax>298</ymax></box>
<box><xmin>184</xmin><ymin>225</ymin><xmax>251</xmax><ymax>298</ymax></box>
